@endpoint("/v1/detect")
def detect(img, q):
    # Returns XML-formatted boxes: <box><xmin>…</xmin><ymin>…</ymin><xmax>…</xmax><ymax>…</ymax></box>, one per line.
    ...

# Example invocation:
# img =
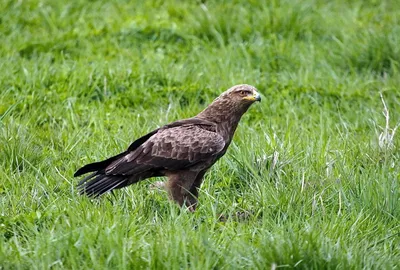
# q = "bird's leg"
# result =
<box><xmin>165</xmin><ymin>171</ymin><xmax>198</xmax><ymax>211</ymax></box>
<box><xmin>184</xmin><ymin>171</ymin><xmax>206</xmax><ymax>212</ymax></box>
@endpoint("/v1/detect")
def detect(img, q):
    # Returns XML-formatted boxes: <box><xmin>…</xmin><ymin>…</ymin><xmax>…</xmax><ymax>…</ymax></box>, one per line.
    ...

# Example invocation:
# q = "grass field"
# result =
<box><xmin>1</xmin><ymin>0</ymin><xmax>400</xmax><ymax>269</ymax></box>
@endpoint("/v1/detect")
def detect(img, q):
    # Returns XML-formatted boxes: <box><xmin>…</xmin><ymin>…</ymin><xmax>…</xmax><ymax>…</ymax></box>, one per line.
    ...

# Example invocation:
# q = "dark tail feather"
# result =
<box><xmin>77</xmin><ymin>173</ymin><xmax>128</xmax><ymax>197</ymax></box>
<box><xmin>74</xmin><ymin>151</ymin><xmax>128</xmax><ymax>177</ymax></box>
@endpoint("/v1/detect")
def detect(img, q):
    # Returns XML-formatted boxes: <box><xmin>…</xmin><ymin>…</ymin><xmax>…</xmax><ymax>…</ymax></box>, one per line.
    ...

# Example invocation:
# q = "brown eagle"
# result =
<box><xmin>75</xmin><ymin>84</ymin><xmax>261</xmax><ymax>211</ymax></box>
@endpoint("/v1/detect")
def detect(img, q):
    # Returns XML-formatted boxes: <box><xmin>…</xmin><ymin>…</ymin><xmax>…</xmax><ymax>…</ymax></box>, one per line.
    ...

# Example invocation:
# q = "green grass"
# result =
<box><xmin>1</xmin><ymin>0</ymin><xmax>399</xmax><ymax>269</ymax></box>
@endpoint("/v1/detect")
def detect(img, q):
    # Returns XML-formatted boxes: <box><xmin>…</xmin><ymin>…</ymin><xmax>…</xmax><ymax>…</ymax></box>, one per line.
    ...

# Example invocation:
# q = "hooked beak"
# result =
<box><xmin>243</xmin><ymin>92</ymin><xmax>261</xmax><ymax>102</ymax></box>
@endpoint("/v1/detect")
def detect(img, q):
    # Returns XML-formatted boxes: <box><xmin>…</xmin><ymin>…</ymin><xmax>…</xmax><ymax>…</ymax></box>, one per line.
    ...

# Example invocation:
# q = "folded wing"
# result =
<box><xmin>76</xmin><ymin>120</ymin><xmax>225</xmax><ymax>197</ymax></box>
<box><xmin>105</xmin><ymin>125</ymin><xmax>225</xmax><ymax>175</ymax></box>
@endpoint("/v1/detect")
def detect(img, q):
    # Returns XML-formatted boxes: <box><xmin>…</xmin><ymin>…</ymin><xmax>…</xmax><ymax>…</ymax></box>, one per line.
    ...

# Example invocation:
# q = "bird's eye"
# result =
<box><xmin>239</xmin><ymin>90</ymin><xmax>251</xmax><ymax>96</ymax></box>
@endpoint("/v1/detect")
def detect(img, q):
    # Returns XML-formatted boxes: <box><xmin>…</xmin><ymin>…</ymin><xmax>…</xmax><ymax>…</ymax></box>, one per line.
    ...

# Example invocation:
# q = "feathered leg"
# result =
<box><xmin>165</xmin><ymin>171</ymin><xmax>198</xmax><ymax>211</ymax></box>
<box><xmin>184</xmin><ymin>170</ymin><xmax>206</xmax><ymax>211</ymax></box>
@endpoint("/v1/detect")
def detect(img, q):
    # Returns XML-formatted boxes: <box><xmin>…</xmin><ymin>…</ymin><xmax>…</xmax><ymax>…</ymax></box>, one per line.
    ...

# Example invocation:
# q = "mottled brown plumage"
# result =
<box><xmin>75</xmin><ymin>84</ymin><xmax>261</xmax><ymax>211</ymax></box>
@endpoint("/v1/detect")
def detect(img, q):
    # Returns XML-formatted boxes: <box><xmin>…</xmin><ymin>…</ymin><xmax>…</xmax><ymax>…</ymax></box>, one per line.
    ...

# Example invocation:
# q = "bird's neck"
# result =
<box><xmin>196</xmin><ymin>98</ymin><xmax>250</xmax><ymax>142</ymax></box>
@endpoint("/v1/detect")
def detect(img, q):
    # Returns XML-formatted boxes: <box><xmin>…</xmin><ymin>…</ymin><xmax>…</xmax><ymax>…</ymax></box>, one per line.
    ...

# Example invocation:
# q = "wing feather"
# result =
<box><xmin>105</xmin><ymin>125</ymin><xmax>225</xmax><ymax>175</ymax></box>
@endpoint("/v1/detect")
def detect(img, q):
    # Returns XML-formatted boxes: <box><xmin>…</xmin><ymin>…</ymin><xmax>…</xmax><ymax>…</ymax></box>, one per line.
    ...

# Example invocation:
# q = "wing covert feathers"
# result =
<box><xmin>105</xmin><ymin>125</ymin><xmax>225</xmax><ymax>175</ymax></box>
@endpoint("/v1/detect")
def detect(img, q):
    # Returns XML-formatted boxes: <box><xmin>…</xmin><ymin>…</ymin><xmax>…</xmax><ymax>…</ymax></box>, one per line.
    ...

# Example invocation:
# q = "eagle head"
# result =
<box><xmin>220</xmin><ymin>84</ymin><xmax>261</xmax><ymax>104</ymax></box>
<box><xmin>196</xmin><ymin>84</ymin><xmax>260</xmax><ymax>124</ymax></box>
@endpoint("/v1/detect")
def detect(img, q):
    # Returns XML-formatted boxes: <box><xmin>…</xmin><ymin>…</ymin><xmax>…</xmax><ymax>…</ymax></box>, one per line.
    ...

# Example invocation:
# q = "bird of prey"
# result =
<box><xmin>75</xmin><ymin>84</ymin><xmax>261</xmax><ymax>211</ymax></box>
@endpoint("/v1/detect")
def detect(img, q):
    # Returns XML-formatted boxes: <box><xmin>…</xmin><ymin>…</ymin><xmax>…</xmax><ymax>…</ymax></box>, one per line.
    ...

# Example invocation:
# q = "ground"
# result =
<box><xmin>0</xmin><ymin>0</ymin><xmax>399</xmax><ymax>269</ymax></box>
